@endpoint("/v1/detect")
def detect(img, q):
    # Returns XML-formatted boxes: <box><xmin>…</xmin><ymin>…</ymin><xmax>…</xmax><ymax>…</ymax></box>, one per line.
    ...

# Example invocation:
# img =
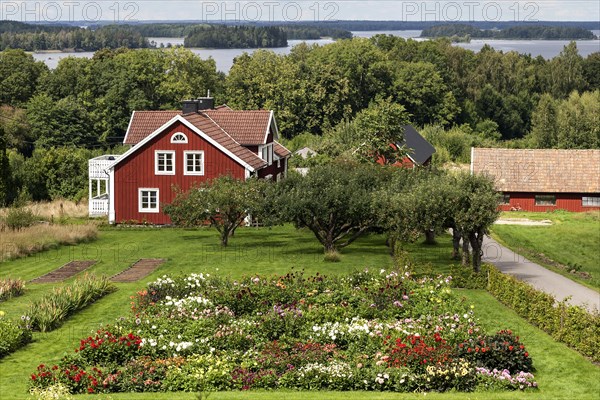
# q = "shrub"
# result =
<box><xmin>3</xmin><ymin>207</ymin><xmax>36</xmax><ymax>231</ymax></box>
<box><xmin>456</xmin><ymin>330</ymin><xmax>533</xmax><ymax>373</ymax></box>
<box><xmin>488</xmin><ymin>266</ymin><xmax>600</xmax><ymax>362</ymax></box>
<box><xmin>25</xmin><ymin>274</ymin><xmax>116</xmax><ymax>332</ymax></box>
<box><xmin>0</xmin><ymin>312</ymin><xmax>32</xmax><ymax>358</ymax></box>
<box><xmin>0</xmin><ymin>278</ymin><xmax>25</xmax><ymax>301</ymax></box>
<box><xmin>76</xmin><ymin>328</ymin><xmax>142</xmax><ymax>366</ymax></box>
<box><xmin>29</xmin><ymin>383</ymin><xmax>74</xmax><ymax>400</ymax></box>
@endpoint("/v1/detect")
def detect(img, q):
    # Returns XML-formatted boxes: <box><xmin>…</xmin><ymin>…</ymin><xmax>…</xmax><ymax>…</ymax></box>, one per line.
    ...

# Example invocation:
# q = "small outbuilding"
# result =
<box><xmin>471</xmin><ymin>148</ymin><xmax>600</xmax><ymax>212</ymax></box>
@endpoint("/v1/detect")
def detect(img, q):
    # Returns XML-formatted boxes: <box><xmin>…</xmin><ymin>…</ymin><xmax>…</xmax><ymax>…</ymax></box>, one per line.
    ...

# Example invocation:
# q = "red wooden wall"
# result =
<box><xmin>499</xmin><ymin>192</ymin><xmax>600</xmax><ymax>212</ymax></box>
<box><xmin>114</xmin><ymin>121</ymin><xmax>246</xmax><ymax>224</ymax></box>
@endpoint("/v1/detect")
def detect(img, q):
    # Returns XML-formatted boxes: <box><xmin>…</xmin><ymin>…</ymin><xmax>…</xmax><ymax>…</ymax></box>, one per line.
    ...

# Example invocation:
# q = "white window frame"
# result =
<box><xmin>184</xmin><ymin>151</ymin><xmax>205</xmax><ymax>176</ymax></box>
<box><xmin>155</xmin><ymin>150</ymin><xmax>175</xmax><ymax>175</ymax></box>
<box><xmin>138</xmin><ymin>188</ymin><xmax>160</xmax><ymax>213</ymax></box>
<box><xmin>582</xmin><ymin>196</ymin><xmax>600</xmax><ymax>207</ymax></box>
<box><xmin>170</xmin><ymin>132</ymin><xmax>188</xmax><ymax>144</ymax></box>
<box><xmin>259</xmin><ymin>143</ymin><xmax>273</xmax><ymax>165</ymax></box>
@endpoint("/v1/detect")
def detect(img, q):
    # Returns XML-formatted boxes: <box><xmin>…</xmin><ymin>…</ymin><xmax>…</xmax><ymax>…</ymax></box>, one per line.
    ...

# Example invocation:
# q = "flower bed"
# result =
<box><xmin>29</xmin><ymin>269</ymin><xmax>537</xmax><ymax>394</ymax></box>
<box><xmin>24</xmin><ymin>274</ymin><xmax>116</xmax><ymax>332</ymax></box>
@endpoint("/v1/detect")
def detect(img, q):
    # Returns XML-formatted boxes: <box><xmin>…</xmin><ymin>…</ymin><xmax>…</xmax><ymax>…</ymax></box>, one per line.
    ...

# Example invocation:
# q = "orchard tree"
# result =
<box><xmin>278</xmin><ymin>162</ymin><xmax>388</xmax><ymax>253</ymax></box>
<box><xmin>351</xmin><ymin>97</ymin><xmax>411</xmax><ymax>163</ymax></box>
<box><xmin>453</xmin><ymin>173</ymin><xmax>500</xmax><ymax>272</ymax></box>
<box><xmin>164</xmin><ymin>176</ymin><xmax>267</xmax><ymax>246</ymax></box>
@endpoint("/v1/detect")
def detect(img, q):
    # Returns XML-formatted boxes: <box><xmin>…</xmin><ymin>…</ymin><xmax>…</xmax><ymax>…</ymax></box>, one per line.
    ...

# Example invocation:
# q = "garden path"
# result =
<box><xmin>482</xmin><ymin>236</ymin><xmax>600</xmax><ymax>312</ymax></box>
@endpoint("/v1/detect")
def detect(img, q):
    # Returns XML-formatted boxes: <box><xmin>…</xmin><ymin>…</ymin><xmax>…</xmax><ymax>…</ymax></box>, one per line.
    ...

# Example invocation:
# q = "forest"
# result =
<box><xmin>127</xmin><ymin>22</ymin><xmax>352</xmax><ymax>41</ymax></box>
<box><xmin>0</xmin><ymin>21</ymin><xmax>151</xmax><ymax>51</ymax></box>
<box><xmin>0</xmin><ymin>35</ymin><xmax>599</xmax><ymax>206</ymax></box>
<box><xmin>421</xmin><ymin>24</ymin><xmax>597</xmax><ymax>40</ymax></box>
<box><xmin>184</xmin><ymin>25</ymin><xmax>287</xmax><ymax>48</ymax></box>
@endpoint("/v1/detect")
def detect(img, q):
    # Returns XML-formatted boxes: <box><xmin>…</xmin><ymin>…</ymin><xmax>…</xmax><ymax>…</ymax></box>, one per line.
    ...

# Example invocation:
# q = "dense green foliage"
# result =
<box><xmin>487</xmin><ymin>267</ymin><xmax>600</xmax><ymax>362</ymax></box>
<box><xmin>1</xmin><ymin>35</ymin><xmax>599</xmax><ymax>204</ymax></box>
<box><xmin>185</xmin><ymin>25</ymin><xmax>287</xmax><ymax>48</ymax></box>
<box><xmin>422</xmin><ymin>24</ymin><xmax>597</xmax><ymax>40</ymax></box>
<box><xmin>276</xmin><ymin>162</ymin><xmax>390</xmax><ymax>252</ymax></box>
<box><xmin>0</xmin><ymin>23</ymin><xmax>151</xmax><ymax>51</ymax></box>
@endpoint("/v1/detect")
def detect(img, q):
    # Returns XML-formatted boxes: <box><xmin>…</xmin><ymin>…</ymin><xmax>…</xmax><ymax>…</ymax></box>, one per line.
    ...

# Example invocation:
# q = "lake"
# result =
<box><xmin>32</xmin><ymin>30</ymin><xmax>600</xmax><ymax>72</ymax></box>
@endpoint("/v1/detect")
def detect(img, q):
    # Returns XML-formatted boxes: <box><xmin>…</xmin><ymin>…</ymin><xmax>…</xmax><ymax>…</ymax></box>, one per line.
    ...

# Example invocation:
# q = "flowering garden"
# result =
<box><xmin>28</xmin><ymin>269</ymin><xmax>537</xmax><ymax>395</ymax></box>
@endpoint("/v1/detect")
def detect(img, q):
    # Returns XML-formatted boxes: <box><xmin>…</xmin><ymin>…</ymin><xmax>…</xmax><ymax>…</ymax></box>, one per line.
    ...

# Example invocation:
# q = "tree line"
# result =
<box><xmin>0</xmin><ymin>22</ymin><xmax>151</xmax><ymax>51</ymax></box>
<box><xmin>421</xmin><ymin>24</ymin><xmax>597</xmax><ymax>40</ymax></box>
<box><xmin>184</xmin><ymin>25</ymin><xmax>287</xmax><ymax>48</ymax></box>
<box><xmin>1</xmin><ymin>36</ymin><xmax>599</xmax><ymax>205</ymax></box>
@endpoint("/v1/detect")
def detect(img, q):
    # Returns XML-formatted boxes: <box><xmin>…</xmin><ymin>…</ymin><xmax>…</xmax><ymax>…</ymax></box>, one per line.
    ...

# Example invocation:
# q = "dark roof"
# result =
<box><xmin>398</xmin><ymin>125</ymin><xmax>436</xmax><ymax>165</ymax></box>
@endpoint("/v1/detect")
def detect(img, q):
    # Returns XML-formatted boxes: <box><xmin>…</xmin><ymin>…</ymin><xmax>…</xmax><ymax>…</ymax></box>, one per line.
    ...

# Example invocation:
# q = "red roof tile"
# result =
<box><xmin>123</xmin><ymin>107</ymin><xmax>274</xmax><ymax>170</ymax></box>
<box><xmin>203</xmin><ymin>109</ymin><xmax>272</xmax><ymax>145</ymax></box>
<box><xmin>274</xmin><ymin>141</ymin><xmax>291</xmax><ymax>158</ymax></box>
<box><xmin>124</xmin><ymin>111</ymin><xmax>181</xmax><ymax>145</ymax></box>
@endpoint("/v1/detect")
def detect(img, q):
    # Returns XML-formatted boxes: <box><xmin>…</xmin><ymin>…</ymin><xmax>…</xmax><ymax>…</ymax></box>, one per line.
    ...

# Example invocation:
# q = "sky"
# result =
<box><xmin>1</xmin><ymin>1</ymin><xmax>599</xmax><ymax>23</ymax></box>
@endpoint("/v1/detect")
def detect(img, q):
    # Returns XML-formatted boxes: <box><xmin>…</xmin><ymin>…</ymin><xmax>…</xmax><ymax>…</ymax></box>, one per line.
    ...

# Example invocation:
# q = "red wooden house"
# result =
<box><xmin>471</xmin><ymin>148</ymin><xmax>600</xmax><ymax>212</ymax></box>
<box><xmin>88</xmin><ymin>97</ymin><xmax>291</xmax><ymax>224</ymax></box>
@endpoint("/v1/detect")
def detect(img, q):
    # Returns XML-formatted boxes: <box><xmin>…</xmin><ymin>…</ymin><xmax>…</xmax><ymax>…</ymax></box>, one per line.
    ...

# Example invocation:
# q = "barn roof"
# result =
<box><xmin>471</xmin><ymin>148</ymin><xmax>600</xmax><ymax>193</ymax></box>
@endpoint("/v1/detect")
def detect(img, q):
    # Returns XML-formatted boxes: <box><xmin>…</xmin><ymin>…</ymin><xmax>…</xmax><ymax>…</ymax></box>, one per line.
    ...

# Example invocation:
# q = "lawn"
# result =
<box><xmin>490</xmin><ymin>211</ymin><xmax>600</xmax><ymax>291</ymax></box>
<box><xmin>1</xmin><ymin>225</ymin><xmax>598</xmax><ymax>399</ymax></box>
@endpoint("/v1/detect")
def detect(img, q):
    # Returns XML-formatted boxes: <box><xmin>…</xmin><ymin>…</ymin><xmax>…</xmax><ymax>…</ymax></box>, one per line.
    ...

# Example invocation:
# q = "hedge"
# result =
<box><xmin>487</xmin><ymin>266</ymin><xmax>600</xmax><ymax>362</ymax></box>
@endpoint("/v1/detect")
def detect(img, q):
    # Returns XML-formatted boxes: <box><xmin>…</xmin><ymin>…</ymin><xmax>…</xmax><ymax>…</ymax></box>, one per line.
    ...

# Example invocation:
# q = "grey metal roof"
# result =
<box><xmin>398</xmin><ymin>125</ymin><xmax>436</xmax><ymax>165</ymax></box>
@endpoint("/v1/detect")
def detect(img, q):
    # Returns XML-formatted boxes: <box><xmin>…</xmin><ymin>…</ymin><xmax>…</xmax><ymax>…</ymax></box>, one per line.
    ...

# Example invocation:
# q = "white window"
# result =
<box><xmin>582</xmin><ymin>196</ymin><xmax>600</xmax><ymax>207</ymax></box>
<box><xmin>138</xmin><ymin>188</ymin><xmax>159</xmax><ymax>213</ymax></box>
<box><xmin>184</xmin><ymin>151</ymin><xmax>204</xmax><ymax>175</ymax></box>
<box><xmin>259</xmin><ymin>144</ymin><xmax>273</xmax><ymax>165</ymax></box>
<box><xmin>171</xmin><ymin>132</ymin><xmax>188</xmax><ymax>143</ymax></box>
<box><xmin>155</xmin><ymin>151</ymin><xmax>175</xmax><ymax>175</ymax></box>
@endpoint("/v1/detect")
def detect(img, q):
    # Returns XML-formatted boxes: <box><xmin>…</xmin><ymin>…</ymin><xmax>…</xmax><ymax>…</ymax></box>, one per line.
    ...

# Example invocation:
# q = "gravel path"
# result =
<box><xmin>482</xmin><ymin>236</ymin><xmax>600</xmax><ymax>312</ymax></box>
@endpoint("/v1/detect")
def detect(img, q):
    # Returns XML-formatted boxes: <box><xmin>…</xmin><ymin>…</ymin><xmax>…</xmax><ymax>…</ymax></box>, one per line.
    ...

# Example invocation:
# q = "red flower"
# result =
<box><xmin>524</xmin><ymin>352</ymin><xmax>529</xmax><ymax>357</ymax></box>
<box><xmin>88</xmin><ymin>387</ymin><xmax>94</xmax><ymax>393</ymax></box>
<box><xmin>31</xmin><ymin>374</ymin><xmax>37</xmax><ymax>380</ymax></box>
<box><xmin>509</xmin><ymin>345</ymin><xmax>514</xmax><ymax>351</ymax></box>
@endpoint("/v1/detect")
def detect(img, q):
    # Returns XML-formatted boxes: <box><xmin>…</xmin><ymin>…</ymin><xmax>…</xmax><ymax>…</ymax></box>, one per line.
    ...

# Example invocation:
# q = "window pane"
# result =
<box><xmin>583</xmin><ymin>196</ymin><xmax>600</xmax><ymax>207</ymax></box>
<box><xmin>535</xmin><ymin>195</ymin><xmax>556</xmax><ymax>206</ymax></box>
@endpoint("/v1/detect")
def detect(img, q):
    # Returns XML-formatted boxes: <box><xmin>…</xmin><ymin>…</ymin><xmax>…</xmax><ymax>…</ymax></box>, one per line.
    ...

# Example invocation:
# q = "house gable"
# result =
<box><xmin>113</xmin><ymin>120</ymin><xmax>247</xmax><ymax>224</ymax></box>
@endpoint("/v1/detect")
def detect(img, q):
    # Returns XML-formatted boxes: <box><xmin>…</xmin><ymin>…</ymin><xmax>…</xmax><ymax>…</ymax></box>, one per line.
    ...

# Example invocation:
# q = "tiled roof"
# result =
<box><xmin>204</xmin><ymin>109</ymin><xmax>272</xmax><ymax>145</ymax></box>
<box><xmin>183</xmin><ymin>113</ymin><xmax>267</xmax><ymax>170</ymax></box>
<box><xmin>123</xmin><ymin>110</ymin><xmax>266</xmax><ymax>171</ymax></box>
<box><xmin>471</xmin><ymin>148</ymin><xmax>600</xmax><ymax>193</ymax></box>
<box><xmin>124</xmin><ymin>111</ymin><xmax>181</xmax><ymax>145</ymax></box>
<box><xmin>274</xmin><ymin>141</ymin><xmax>291</xmax><ymax>158</ymax></box>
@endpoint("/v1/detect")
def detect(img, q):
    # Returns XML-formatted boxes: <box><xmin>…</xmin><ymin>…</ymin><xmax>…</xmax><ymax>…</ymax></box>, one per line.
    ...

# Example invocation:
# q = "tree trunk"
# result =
<box><xmin>451</xmin><ymin>227</ymin><xmax>461</xmax><ymax>260</ymax></box>
<box><xmin>324</xmin><ymin>241</ymin><xmax>337</xmax><ymax>253</ymax></box>
<box><xmin>424</xmin><ymin>230</ymin><xmax>436</xmax><ymax>245</ymax></box>
<box><xmin>469</xmin><ymin>230</ymin><xmax>485</xmax><ymax>273</ymax></box>
<box><xmin>461</xmin><ymin>234</ymin><xmax>471</xmax><ymax>267</ymax></box>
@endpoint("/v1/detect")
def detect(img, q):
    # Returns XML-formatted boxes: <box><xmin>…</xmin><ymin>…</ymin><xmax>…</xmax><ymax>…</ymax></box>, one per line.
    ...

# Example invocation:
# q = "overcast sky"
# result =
<box><xmin>1</xmin><ymin>1</ymin><xmax>599</xmax><ymax>23</ymax></box>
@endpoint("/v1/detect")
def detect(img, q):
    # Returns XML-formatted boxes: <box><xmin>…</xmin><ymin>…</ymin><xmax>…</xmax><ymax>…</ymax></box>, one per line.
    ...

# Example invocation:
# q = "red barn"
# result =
<box><xmin>88</xmin><ymin>98</ymin><xmax>291</xmax><ymax>224</ymax></box>
<box><xmin>471</xmin><ymin>148</ymin><xmax>600</xmax><ymax>212</ymax></box>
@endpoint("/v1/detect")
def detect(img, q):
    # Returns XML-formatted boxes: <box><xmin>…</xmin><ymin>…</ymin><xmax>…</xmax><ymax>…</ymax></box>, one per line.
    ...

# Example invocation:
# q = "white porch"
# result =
<box><xmin>88</xmin><ymin>155</ymin><xmax>119</xmax><ymax>217</ymax></box>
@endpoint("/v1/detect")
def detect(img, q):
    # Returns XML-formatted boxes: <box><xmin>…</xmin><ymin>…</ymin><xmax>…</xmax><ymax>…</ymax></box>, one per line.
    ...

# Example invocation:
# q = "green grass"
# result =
<box><xmin>1</xmin><ymin>225</ymin><xmax>598</xmax><ymax>399</ymax></box>
<box><xmin>491</xmin><ymin>211</ymin><xmax>600</xmax><ymax>291</ymax></box>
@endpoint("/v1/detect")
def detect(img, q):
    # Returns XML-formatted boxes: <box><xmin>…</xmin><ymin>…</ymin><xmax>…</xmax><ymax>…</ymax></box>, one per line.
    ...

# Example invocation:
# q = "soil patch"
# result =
<box><xmin>111</xmin><ymin>258</ymin><xmax>166</xmax><ymax>282</ymax></box>
<box><xmin>31</xmin><ymin>260</ymin><xmax>97</xmax><ymax>283</ymax></box>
